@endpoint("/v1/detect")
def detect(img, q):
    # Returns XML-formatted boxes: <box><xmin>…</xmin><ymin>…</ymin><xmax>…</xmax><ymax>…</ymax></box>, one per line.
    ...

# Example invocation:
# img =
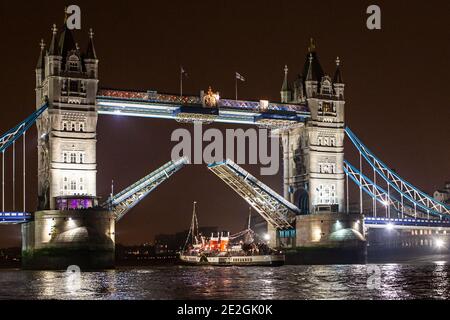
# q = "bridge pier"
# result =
<box><xmin>21</xmin><ymin>209</ymin><xmax>115</xmax><ymax>270</ymax></box>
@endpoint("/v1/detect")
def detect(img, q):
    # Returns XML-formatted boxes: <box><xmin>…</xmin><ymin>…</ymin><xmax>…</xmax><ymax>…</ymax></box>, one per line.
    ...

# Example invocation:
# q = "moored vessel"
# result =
<box><xmin>179</xmin><ymin>203</ymin><xmax>285</xmax><ymax>267</ymax></box>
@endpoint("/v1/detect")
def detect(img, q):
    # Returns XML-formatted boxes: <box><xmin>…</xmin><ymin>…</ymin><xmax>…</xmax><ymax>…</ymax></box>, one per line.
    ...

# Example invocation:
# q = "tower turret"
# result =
<box><xmin>36</xmin><ymin>17</ymin><xmax>100</xmax><ymax>210</ymax></box>
<box><xmin>333</xmin><ymin>57</ymin><xmax>345</xmax><ymax>99</ymax></box>
<box><xmin>35</xmin><ymin>40</ymin><xmax>45</xmax><ymax>86</ymax></box>
<box><xmin>305</xmin><ymin>54</ymin><xmax>318</xmax><ymax>98</ymax></box>
<box><xmin>84</xmin><ymin>28</ymin><xmax>99</xmax><ymax>79</ymax></box>
<box><xmin>46</xmin><ymin>24</ymin><xmax>61</xmax><ymax>77</ymax></box>
<box><xmin>280</xmin><ymin>65</ymin><xmax>292</xmax><ymax>103</ymax></box>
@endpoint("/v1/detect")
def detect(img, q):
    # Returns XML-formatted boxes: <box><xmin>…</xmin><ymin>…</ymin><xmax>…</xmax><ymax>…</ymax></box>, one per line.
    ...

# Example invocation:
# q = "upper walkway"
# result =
<box><xmin>96</xmin><ymin>88</ymin><xmax>310</xmax><ymax>128</ymax></box>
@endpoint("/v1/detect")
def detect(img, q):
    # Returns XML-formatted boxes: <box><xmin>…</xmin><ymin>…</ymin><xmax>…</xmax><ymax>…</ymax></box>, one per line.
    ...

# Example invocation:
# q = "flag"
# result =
<box><xmin>236</xmin><ymin>72</ymin><xmax>245</xmax><ymax>82</ymax></box>
<box><xmin>181</xmin><ymin>66</ymin><xmax>188</xmax><ymax>78</ymax></box>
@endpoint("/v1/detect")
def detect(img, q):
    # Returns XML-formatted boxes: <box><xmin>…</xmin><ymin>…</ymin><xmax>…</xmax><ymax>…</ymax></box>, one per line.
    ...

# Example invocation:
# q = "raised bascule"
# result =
<box><xmin>1</xmin><ymin>18</ymin><xmax>449</xmax><ymax>268</ymax></box>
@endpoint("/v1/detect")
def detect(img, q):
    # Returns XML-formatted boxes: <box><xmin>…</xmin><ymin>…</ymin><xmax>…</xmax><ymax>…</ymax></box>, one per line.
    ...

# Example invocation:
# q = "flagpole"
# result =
<box><xmin>235</xmin><ymin>75</ymin><xmax>238</xmax><ymax>101</ymax></box>
<box><xmin>180</xmin><ymin>68</ymin><xmax>183</xmax><ymax>98</ymax></box>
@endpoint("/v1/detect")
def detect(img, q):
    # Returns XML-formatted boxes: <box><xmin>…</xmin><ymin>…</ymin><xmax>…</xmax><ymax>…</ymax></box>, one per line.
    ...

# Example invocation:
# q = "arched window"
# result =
<box><xmin>330</xmin><ymin>138</ymin><xmax>336</xmax><ymax>147</ymax></box>
<box><xmin>62</xmin><ymin>122</ymin><xmax>68</xmax><ymax>131</ymax></box>
<box><xmin>79</xmin><ymin>154</ymin><xmax>84</xmax><ymax>163</ymax></box>
<box><xmin>71</xmin><ymin>123</ymin><xmax>76</xmax><ymax>131</ymax></box>
<box><xmin>70</xmin><ymin>181</ymin><xmax>77</xmax><ymax>190</ymax></box>
<box><xmin>79</xmin><ymin>123</ymin><xmax>84</xmax><ymax>132</ymax></box>
<box><xmin>70</xmin><ymin>153</ymin><xmax>76</xmax><ymax>163</ymax></box>
<box><xmin>63</xmin><ymin>153</ymin><xmax>67</xmax><ymax>163</ymax></box>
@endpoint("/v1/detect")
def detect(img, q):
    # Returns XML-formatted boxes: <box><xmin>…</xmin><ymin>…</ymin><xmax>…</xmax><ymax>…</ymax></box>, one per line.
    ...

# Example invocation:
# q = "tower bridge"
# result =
<box><xmin>0</xmin><ymin>19</ymin><xmax>449</xmax><ymax>268</ymax></box>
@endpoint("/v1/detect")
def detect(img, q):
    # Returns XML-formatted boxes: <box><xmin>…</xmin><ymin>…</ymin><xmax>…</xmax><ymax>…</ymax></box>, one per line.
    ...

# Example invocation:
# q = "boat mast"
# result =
<box><xmin>182</xmin><ymin>201</ymin><xmax>198</xmax><ymax>252</ymax></box>
<box><xmin>193</xmin><ymin>201</ymin><xmax>199</xmax><ymax>242</ymax></box>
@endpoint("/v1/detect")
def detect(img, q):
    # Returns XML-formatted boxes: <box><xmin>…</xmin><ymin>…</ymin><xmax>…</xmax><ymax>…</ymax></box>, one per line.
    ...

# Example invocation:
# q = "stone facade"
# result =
<box><xmin>279</xmin><ymin>42</ymin><xmax>345</xmax><ymax>215</ymax></box>
<box><xmin>35</xmin><ymin>25</ymin><xmax>99</xmax><ymax>210</ymax></box>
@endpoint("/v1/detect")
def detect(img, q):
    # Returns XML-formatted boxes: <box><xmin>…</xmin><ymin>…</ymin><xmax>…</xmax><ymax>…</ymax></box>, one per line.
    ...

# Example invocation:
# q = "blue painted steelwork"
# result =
<box><xmin>0</xmin><ymin>103</ymin><xmax>48</xmax><ymax>153</ymax></box>
<box><xmin>0</xmin><ymin>212</ymin><xmax>32</xmax><ymax>224</ymax></box>
<box><xmin>103</xmin><ymin>157</ymin><xmax>189</xmax><ymax>221</ymax></box>
<box><xmin>345</xmin><ymin>127</ymin><xmax>450</xmax><ymax>216</ymax></box>
<box><xmin>343</xmin><ymin>160</ymin><xmax>443</xmax><ymax>220</ymax></box>
<box><xmin>364</xmin><ymin>217</ymin><xmax>450</xmax><ymax>229</ymax></box>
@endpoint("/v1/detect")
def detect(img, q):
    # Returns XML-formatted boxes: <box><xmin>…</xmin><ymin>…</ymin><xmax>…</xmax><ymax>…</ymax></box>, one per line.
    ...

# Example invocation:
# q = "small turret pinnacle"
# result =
<box><xmin>85</xmin><ymin>28</ymin><xmax>97</xmax><ymax>60</ymax></box>
<box><xmin>333</xmin><ymin>56</ymin><xmax>343</xmax><ymax>84</ymax></box>
<box><xmin>281</xmin><ymin>65</ymin><xmax>290</xmax><ymax>91</ymax></box>
<box><xmin>280</xmin><ymin>65</ymin><xmax>292</xmax><ymax>103</ymax></box>
<box><xmin>306</xmin><ymin>53</ymin><xmax>315</xmax><ymax>81</ymax></box>
<box><xmin>48</xmin><ymin>24</ymin><xmax>58</xmax><ymax>56</ymax></box>
<box><xmin>36</xmin><ymin>39</ymin><xmax>46</xmax><ymax>69</ymax></box>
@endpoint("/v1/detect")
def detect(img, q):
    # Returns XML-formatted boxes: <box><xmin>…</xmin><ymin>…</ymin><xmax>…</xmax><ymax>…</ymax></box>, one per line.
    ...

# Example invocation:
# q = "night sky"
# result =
<box><xmin>0</xmin><ymin>0</ymin><xmax>448</xmax><ymax>247</ymax></box>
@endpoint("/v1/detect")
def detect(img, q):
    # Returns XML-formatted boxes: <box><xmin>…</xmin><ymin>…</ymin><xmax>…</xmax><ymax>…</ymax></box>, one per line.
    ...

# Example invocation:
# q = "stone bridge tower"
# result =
<box><xmin>277</xmin><ymin>40</ymin><xmax>365</xmax><ymax>258</ymax></box>
<box><xmin>280</xmin><ymin>40</ymin><xmax>345</xmax><ymax>215</ymax></box>
<box><xmin>35</xmin><ymin>23</ymin><xmax>99</xmax><ymax>210</ymax></box>
<box><xmin>25</xmin><ymin>19</ymin><xmax>114</xmax><ymax>270</ymax></box>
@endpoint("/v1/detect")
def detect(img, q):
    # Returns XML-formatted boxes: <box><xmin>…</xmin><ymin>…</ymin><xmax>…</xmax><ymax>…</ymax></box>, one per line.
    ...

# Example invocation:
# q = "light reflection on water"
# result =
<box><xmin>0</xmin><ymin>263</ymin><xmax>448</xmax><ymax>300</ymax></box>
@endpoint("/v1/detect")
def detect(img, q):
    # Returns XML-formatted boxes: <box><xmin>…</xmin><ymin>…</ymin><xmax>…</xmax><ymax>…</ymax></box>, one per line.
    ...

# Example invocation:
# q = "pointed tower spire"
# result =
<box><xmin>48</xmin><ymin>24</ymin><xmax>58</xmax><ymax>56</ymax></box>
<box><xmin>306</xmin><ymin>53</ymin><xmax>315</xmax><ymax>81</ymax></box>
<box><xmin>36</xmin><ymin>39</ymin><xmax>46</xmax><ymax>69</ymax></box>
<box><xmin>281</xmin><ymin>65</ymin><xmax>289</xmax><ymax>91</ymax></box>
<box><xmin>333</xmin><ymin>56</ymin><xmax>343</xmax><ymax>83</ymax></box>
<box><xmin>333</xmin><ymin>56</ymin><xmax>345</xmax><ymax>99</ymax></box>
<box><xmin>280</xmin><ymin>65</ymin><xmax>292</xmax><ymax>103</ymax></box>
<box><xmin>303</xmin><ymin>38</ymin><xmax>324</xmax><ymax>82</ymax></box>
<box><xmin>85</xmin><ymin>28</ymin><xmax>97</xmax><ymax>60</ymax></box>
<box><xmin>58</xmin><ymin>8</ymin><xmax>76</xmax><ymax>58</ymax></box>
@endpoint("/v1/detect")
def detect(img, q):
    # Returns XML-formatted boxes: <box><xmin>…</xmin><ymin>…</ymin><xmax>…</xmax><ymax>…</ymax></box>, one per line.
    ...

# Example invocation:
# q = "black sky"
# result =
<box><xmin>0</xmin><ymin>0</ymin><xmax>449</xmax><ymax>246</ymax></box>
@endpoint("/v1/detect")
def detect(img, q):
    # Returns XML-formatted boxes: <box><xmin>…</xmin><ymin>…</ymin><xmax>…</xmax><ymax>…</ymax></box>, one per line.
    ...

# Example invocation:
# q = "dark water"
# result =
<box><xmin>0</xmin><ymin>261</ymin><xmax>449</xmax><ymax>300</ymax></box>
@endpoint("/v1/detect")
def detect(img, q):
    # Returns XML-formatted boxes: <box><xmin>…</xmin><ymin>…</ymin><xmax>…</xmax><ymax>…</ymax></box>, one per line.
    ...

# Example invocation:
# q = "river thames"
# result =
<box><xmin>0</xmin><ymin>259</ymin><xmax>449</xmax><ymax>300</ymax></box>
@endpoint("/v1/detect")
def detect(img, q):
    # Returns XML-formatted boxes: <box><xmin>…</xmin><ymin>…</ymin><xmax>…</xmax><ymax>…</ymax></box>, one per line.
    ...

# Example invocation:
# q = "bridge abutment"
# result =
<box><xmin>21</xmin><ymin>209</ymin><xmax>115</xmax><ymax>270</ymax></box>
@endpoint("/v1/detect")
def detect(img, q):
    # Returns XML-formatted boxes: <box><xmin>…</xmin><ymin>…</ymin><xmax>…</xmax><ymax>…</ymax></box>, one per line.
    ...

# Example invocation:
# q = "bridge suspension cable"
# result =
<box><xmin>345</xmin><ymin>127</ymin><xmax>450</xmax><ymax>218</ymax></box>
<box><xmin>0</xmin><ymin>103</ymin><xmax>48</xmax><ymax>216</ymax></box>
<box><xmin>344</xmin><ymin>161</ymin><xmax>431</xmax><ymax>220</ymax></box>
